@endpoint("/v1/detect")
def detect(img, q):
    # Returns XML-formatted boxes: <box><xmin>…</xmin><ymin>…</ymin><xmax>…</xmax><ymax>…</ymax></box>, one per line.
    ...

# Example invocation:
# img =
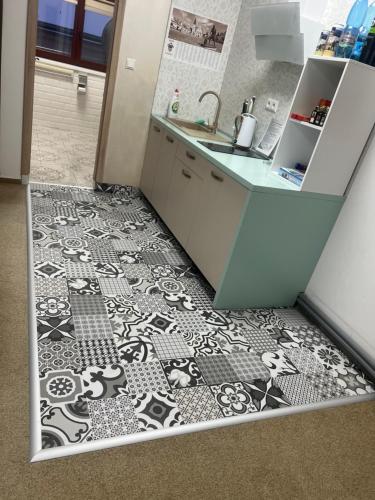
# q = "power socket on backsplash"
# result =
<box><xmin>265</xmin><ymin>98</ymin><xmax>279</xmax><ymax>113</ymax></box>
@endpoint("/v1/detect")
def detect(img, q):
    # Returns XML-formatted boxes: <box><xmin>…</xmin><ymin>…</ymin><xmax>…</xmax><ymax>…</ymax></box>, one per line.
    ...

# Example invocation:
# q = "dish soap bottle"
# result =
<box><xmin>335</xmin><ymin>0</ymin><xmax>368</xmax><ymax>58</ymax></box>
<box><xmin>167</xmin><ymin>89</ymin><xmax>180</xmax><ymax>118</ymax></box>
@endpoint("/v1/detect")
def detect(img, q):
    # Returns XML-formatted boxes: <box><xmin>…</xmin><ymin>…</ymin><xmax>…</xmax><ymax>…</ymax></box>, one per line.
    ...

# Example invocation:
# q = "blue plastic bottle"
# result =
<box><xmin>335</xmin><ymin>0</ymin><xmax>368</xmax><ymax>58</ymax></box>
<box><xmin>351</xmin><ymin>1</ymin><xmax>375</xmax><ymax>59</ymax></box>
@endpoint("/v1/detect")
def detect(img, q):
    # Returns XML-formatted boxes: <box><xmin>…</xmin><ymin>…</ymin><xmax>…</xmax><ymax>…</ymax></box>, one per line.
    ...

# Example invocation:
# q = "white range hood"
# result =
<box><xmin>250</xmin><ymin>1</ymin><xmax>323</xmax><ymax>65</ymax></box>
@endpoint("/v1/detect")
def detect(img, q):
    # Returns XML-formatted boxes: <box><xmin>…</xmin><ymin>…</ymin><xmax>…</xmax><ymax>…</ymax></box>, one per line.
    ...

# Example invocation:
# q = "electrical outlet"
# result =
<box><xmin>265</xmin><ymin>98</ymin><xmax>279</xmax><ymax>113</ymax></box>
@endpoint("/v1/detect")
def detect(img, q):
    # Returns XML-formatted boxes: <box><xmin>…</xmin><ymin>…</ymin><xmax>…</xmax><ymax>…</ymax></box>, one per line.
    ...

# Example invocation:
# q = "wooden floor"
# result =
<box><xmin>1</xmin><ymin>182</ymin><xmax>374</xmax><ymax>500</ymax></box>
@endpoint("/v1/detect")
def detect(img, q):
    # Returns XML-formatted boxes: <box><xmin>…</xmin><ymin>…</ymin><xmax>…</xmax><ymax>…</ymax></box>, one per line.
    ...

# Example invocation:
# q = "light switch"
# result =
<box><xmin>125</xmin><ymin>57</ymin><xmax>136</xmax><ymax>70</ymax></box>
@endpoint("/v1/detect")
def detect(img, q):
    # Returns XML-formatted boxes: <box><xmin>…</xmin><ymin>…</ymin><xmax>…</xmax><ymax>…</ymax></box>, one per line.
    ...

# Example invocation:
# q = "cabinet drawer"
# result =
<box><xmin>176</xmin><ymin>142</ymin><xmax>209</xmax><ymax>179</ymax></box>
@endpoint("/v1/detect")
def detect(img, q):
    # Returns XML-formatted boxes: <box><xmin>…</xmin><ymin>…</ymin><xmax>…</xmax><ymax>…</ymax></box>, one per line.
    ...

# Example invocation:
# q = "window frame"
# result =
<box><xmin>36</xmin><ymin>0</ymin><xmax>114</xmax><ymax>73</ymax></box>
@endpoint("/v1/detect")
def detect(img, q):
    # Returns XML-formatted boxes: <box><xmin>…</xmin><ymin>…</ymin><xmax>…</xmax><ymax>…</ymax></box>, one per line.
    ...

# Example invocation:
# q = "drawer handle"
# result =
<box><xmin>186</xmin><ymin>151</ymin><xmax>196</xmax><ymax>160</ymax></box>
<box><xmin>182</xmin><ymin>169</ymin><xmax>191</xmax><ymax>179</ymax></box>
<box><xmin>166</xmin><ymin>135</ymin><xmax>175</xmax><ymax>143</ymax></box>
<box><xmin>153</xmin><ymin>125</ymin><xmax>161</xmax><ymax>133</ymax></box>
<box><xmin>211</xmin><ymin>171</ymin><xmax>224</xmax><ymax>182</ymax></box>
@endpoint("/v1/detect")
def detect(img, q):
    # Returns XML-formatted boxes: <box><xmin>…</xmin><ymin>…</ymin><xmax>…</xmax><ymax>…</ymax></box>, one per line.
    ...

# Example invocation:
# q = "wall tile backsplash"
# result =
<box><xmin>152</xmin><ymin>0</ymin><xmax>242</xmax><ymax>123</ymax></box>
<box><xmin>218</xmin><ymin>0</ymin><xmax>303</xmax><ymax>144</ymax></box>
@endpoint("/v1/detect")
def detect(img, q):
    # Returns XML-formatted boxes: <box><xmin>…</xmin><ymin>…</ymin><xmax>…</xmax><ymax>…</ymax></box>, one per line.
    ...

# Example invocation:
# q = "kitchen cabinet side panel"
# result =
<box><xmin>214</xmin><ymin>191</ymin><xmax>344</xmax><ymax>309</ymax></box>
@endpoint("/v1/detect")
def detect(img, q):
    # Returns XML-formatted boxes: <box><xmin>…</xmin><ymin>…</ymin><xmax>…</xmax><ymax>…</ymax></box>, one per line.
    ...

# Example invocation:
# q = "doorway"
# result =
<box><xmin>23</xmin><ymin>0</ymin><xmax>125</xmax><ymax>187</ymax></box>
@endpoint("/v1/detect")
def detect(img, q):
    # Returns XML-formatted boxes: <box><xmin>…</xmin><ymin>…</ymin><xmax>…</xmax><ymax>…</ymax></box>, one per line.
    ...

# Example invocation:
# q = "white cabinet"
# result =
<box><xmin>140</xmin><ymin>119</ymin><xmax>248</xmax><ymax>290</ymax></box>
<box><xmin>149</xmin><ymin>130</ymin><xmax>178</xmax><ymax>219</ymax></box>
<box><xmin>186</xmin><ymin>164</ymin><xmax>248</xmax><ymax>290</ymax></box>
<box><xmin>165</xmin><ymin>158</ymin><xmax>203</xmax><ymax>248</ymax></box>
<box><xmin>140</xmin><ymin>122</ymin><xmax>162</xmax><ymax>200</ymax></box>
<box><xmin>250</xmin><ymin>2</ymin><xmax>322</xmax><ymax>64</ymax></box>
<box><xmin>140</xmin><ymin>118</ymin><xmax>344</xmax><ymax>308</ymax></box>
<box><xmin>272</xmin><ymin>57</ymin><xmax>375</xmax><ymax>196</ymax></box>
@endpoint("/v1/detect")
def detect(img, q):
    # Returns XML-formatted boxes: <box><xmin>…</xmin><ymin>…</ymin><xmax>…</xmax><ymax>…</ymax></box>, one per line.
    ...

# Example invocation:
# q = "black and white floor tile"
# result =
<box><xmin>30</xmin><ymin>183</ymin><xmax>375</xmax><ymax>452</ymax></box>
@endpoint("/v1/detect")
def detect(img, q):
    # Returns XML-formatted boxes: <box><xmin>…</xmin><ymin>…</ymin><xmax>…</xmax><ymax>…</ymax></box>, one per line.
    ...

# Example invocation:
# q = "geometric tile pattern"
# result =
<box><xmin>151</xmin><ymin>333</ymin><xmax>193</xmax><ymax>360</ymax></box>
<box><xmin>172</xmin><ymin>386</ymin><xmax>222</xmax><ymax>423</ymax></box>
<box><xmin>276</xmin><ymin>374</ymin><xmax>322</xmax><ymax>405</ymax></box>
<box><xmin>30</xmin><ymin>183</ymin><xmax>375</xmax><ymax>451</ymax></box>
<box><xmin>78</xmin><ymin>339</ymin><xmax>120</xmax><ymax>368</ymax></box>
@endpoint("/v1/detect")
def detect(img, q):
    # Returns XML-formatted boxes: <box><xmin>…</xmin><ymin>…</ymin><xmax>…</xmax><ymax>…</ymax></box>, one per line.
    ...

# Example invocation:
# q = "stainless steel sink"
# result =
<box><xmin>166</xmin><ymin>117</ymin><xmax>230</xmax><ymax>144</ymax></box>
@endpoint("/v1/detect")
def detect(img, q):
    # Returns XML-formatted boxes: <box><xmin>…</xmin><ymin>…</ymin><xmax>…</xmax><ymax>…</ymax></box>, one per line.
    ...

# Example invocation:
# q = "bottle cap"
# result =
<box><xmin>319</xmin><ymin>99</ymin><xmax>332</xmax><ymax>107</ymax></box>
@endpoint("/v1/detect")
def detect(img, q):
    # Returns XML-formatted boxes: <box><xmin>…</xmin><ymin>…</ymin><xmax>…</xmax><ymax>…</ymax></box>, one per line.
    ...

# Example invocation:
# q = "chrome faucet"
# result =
<box><xmin>198</xmin><ymin>90</ymin><xmax>222</xmax><ymax>134</ymax></box>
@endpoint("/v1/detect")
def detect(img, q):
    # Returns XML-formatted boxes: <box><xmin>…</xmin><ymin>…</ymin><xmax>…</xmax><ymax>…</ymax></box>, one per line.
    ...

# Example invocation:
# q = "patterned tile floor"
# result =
<box><xmin>30</xmin><ymin>183</ymin><xmax>374</xmax><ymax>450</ymax></box>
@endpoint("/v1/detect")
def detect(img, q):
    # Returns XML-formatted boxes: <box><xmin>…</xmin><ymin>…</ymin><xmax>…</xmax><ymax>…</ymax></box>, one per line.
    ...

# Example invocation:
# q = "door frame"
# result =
<box><xmin>21</xmin><ymin>0</ymin><xmax>126</xmax><ymax>183</ymax></box>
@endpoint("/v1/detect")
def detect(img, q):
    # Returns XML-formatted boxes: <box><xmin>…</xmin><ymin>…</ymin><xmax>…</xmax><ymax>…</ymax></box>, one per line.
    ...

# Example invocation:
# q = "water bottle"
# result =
<box><xmin>351</xmin><ymin>1</ymin><xmax>375</xmax><ymax>59</ymax></box>
<box><xmin>335</xmin><ymin>0</ymin><xmax>368</xmax><ymax>58</ymax></box>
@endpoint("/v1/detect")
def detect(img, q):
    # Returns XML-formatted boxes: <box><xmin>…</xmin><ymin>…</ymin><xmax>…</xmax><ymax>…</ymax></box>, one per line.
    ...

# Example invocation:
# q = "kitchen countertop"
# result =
<box><xmin>152</xmin><ymin>114</ymin><xmax>300</xmax><ymax>195</ymax></box>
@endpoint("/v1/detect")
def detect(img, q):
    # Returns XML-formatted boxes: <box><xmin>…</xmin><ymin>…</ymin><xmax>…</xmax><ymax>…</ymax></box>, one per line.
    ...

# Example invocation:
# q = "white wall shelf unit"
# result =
<box><xmin>272</xmin><ymin>56</ymin><xmax>375</xmax><ymax>196</ymax></box>
<box><xmin>250</xmin><ymin>2</ymin><xmax>322</xmax><ymax>64</ymax></box>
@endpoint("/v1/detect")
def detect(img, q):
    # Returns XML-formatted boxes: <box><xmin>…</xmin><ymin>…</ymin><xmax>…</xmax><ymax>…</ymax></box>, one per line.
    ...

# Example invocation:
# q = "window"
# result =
<box><xmin>36</xmin><ymin>0</ymin><xmax>115</xmax><ymax>72</ymax></box>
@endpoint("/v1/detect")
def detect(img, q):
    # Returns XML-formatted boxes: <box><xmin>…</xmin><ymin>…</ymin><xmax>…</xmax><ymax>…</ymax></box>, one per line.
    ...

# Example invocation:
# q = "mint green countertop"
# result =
<box><xmin>152</xmin><ymin>115</ymin><xmax>300</xmax><ymax>194</ymax></box>
<box><xmin>152</xmin><ymin>115</ymin><xmax>343</xmax><ymax>202</ymax></box>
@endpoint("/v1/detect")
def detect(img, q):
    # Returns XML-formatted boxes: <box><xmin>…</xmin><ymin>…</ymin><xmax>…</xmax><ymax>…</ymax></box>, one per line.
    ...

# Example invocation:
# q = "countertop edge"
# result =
<box><xmin>151</xmin><ymin>114</ymin><xmax>344</xmax><ymax>203</ymax></box>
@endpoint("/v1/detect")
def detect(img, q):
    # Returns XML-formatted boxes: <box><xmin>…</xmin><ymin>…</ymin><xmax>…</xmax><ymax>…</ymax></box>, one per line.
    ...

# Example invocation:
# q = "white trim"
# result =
<box><xmin>27</xmin><ymin>185</ymin><xmax>43</xmax><ymax>460</ymax></box>
<box><xmin>27</xmin><ymin>186</ymin><xmax>375</xmax><ymax>463</ymax></box>
<box><xmin>31</xmin><ymin>393</ymin><xmax>375</xmax><ymax>462</ymax></box>
<box><xmin>22</xmin><ymin>175</ymin><xmax>29</xmax><ymax>185</ymax></box>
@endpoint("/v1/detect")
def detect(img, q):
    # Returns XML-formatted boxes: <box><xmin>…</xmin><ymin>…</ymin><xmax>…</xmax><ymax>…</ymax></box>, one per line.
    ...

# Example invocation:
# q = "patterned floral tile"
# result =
<box><xmin>89</xmin><ymin>396</ymin><xmax>140</xmax><ymax>440</ymax></box>
<box><xmin>67</xmin><ymin>278</ymin><xmax>101</xmax><ymax>295</ymax></box>
<box><xmin>37</xmin><ymin>315</ymin><xmax>75</xmax><ymax>341</ymax></box>
<box><xmin>210</xmin><ymin>382</ymin><xmax>257</xmax><ymax>416</ymax></box>
<box><xmin>34</xmin><ymin>261</ymin><xmax>66</xmax><ymax>278</ymax></box>
<box><xmin>103</xmin><ymin>295</ymin><xmax>140</xmax><ymax>320</ymax></box>
<box><xmin>81</xmin><ymin>364</ymin><xmax>129</xmax><ymax>400</ymax></box>
<box><xmin>241</xmin><ymin>378</ymin><xmax>291</xmax><ymax>411</ymax></box>
<box><xmin>35</xmin><ymin>296</ymin><xmax>71</xmax><ymax>317</ymax></box>
<box><xmin>41</xmin><ymin>398</ymin><xmax>92</xmax><ymax>448</ymax></box>
<box><xmin>261</xmin><ymin>350</ymin><xmax>299</xmax><ymax>377</ymax></box>
<box><xmin>115</xmin><ymin>334</ymin><xmax>158</xmax><ymax>364</ymax></box>
<box><xmin>131</xmin><ymin>391</ymin><xmax>185</xmax><ymax>430</ymax></box>
<box><xmin>161</xmin><ymin>358</ymin><xmax>206</xmax><ymax>389</ymax></box>
<box><xmin>30</xmin><ymin>183</ymin><xmax>372</xmax><ymax>452</ymax></box>
<box><xmin>40</xmin><ymin>369</ymin><xmax>84</xmax><ymax>405</ymax></box>
<box><xmin>268</xmin><ymin>327</ymin><xmax>305</xmax><ymax>350</ymax></box>
<box><xmin>38</xmin><ymin>338</ymin><xmax>81</xmax><ymax>374</ymax></box>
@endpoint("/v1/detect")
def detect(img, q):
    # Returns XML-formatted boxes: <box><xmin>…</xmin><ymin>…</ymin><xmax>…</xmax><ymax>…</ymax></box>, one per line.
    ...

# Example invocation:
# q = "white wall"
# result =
<box><xmin>101</xmin><ymin>0</ymin><xmax>171</xmax><ymax>187</ymax></box>
<box><xmin>306</xmin><ymin>130</ymin><xmax>375</xmax><ymax>365</ymax></box>
<box><xmin>0</xmin><ymin>0</ymin><xmax>28</xmax><ymax>179</ymax></box>
<box><xmin>33</xmin><ymin>64</ymin><xmax>105</xmax><ymax>138</ymax></box>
